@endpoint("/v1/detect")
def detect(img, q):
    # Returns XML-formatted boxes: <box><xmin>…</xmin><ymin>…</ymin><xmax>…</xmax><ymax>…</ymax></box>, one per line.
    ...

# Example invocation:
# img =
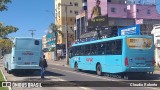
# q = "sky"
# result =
<box><xmin>0</xmin><ymin>0</ymin><xmax>160</xmax><ymax>39</ymax></box>
<box><xmin>0</xmin><ymin>0</ymin><xmax>54</xmax><ymax>39</ymax></box>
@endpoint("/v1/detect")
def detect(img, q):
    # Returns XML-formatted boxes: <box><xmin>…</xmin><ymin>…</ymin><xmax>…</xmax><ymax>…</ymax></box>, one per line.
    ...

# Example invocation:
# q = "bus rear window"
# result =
<box><xmin>127</xmin><ymin>38</ymin><xmax>152</xmax><ymax>49</ymax></box>
<box><xmin>35</xmin><ymin>40</ymin><xmax>39</xmax><ymax>45</ymax></box>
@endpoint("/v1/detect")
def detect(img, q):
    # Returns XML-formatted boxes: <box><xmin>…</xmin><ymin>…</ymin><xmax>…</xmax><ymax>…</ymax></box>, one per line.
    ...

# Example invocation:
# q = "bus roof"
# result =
<box><xmin>73</xmin><ymin>35</ymin><xmax>153</xmax><ymax>46</ymax></box>
<box><xmin>14</xmin><ymin>37</ymin><xmax>41</xmax><ymax>40</ymax></box>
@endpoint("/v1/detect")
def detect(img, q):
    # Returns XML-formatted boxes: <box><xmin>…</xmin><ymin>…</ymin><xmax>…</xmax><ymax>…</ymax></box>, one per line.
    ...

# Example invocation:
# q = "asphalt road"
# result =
<box><xmin>1</xmin><ymin>60</ymin><xmax>160</xmax><ymax>90</ymax></box>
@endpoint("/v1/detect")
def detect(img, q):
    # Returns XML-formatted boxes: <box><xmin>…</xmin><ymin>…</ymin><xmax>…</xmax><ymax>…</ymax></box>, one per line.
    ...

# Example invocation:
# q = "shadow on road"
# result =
<box><xmin>13</xmin><ymin>70</ymin><xmax>65</xmax><ymax>77</ymax></box>
<box><xmin>76</xmin><ymin>70</ymin><xmax>160</xmax><ymax>80</ymax></box>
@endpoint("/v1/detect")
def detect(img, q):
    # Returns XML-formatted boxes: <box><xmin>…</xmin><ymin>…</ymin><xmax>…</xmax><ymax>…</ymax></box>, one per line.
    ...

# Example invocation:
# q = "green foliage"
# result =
<box><xmin>0</xmin><ymin>0</ymin><xmax>11</xmax><ymax>11</ymax></box>
<box><xmin>49</xmin><ymin>23</ymin><xmax>64</xmax><ymax>39</ymax></box>
<box><xmin>0</xmin><ymin>23</ymin><xmax>18</xmax><ymax>38</ymax></box>
<box><xmin>0</xmin><ymin>38</ymin><xmax>13</xmax><ymax>48</ymax></box>
<box><xmin>0</xmin><ymin>0</ymin><xmax>18</xmax><ymax>54</ymax></box>
<box><xmin>0</xmin><ymin>70</ymin><xmax>8</xmax><ymax>90</ymax></box>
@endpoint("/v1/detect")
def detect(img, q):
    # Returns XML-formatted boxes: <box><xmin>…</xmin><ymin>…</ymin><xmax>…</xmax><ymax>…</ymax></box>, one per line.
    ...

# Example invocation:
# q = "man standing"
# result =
<box><xmin>91</xmin><ymin>0</ymin><xmax>101</xmax><ymax>19</ymax></box>
<box><xmin>39</xmin><ymin>55</ymin><xmax>48</xmax><ymax>79</ymax></box>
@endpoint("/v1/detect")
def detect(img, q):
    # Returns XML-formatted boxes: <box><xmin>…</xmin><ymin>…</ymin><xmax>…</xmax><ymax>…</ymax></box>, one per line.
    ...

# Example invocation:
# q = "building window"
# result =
<box><xmin>107</xmin><ymin>0</ymin><xmax>111</xmax><ymax>2</ymax></box>
<box><xmin>75</xmin><ymin>11</ymin><xmax>78</xmax><ymax>15</ymax></box>
<box><xmin>70</xmin><ymin>27</ymin><xmax>73</xmax><ymax>30</ymax></box>
<box><xmin>137</xmin><ymin>9</ymin><xmax>139</xmax><ymax>13</ymax></box>
<box><xmin>111</xmin><ymin>7</ymin><xmax>116</xmax><ymax>13</ymax></box>
<box><xmin>70</xmin><ymin>10</ymin><xmax>72</xmax><ymax>13</ymax></box>
<box><xmin>74</xmin><ymin>2</ymin><xmax>78</xmax><ymax>6</ymax></box>
<box><xmin>70</xmin><ymin>2</ymin><xmax>72</xmax><ymax>5</ymax></box>
<box><xmin>147</xmin><ymin>9</ymin><xmax>151</xmax><ymax>14</ymax></box>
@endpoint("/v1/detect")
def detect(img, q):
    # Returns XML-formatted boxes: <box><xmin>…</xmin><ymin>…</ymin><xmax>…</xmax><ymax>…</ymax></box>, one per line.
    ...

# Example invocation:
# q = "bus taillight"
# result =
<box><xmin>125</xmin><ymin>57</ymin><xmax>129</xmax><ymax>66</ymax></box>
<box><xmin>152</xmin><ymin>57</ymin><xmax>155</xmax><ymax>66</ymax></box>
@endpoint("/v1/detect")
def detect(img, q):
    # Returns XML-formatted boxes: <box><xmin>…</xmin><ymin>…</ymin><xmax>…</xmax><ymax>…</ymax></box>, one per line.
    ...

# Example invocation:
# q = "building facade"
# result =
<box><xmin>151</xmin><ymin>24</ymin><xmax>160</xmax><ymax>66</ymax></box>
<box><xmin>42</xmin><ymin>35</ymin><xmax>47</xmax><ymax>49</ymax></box>
<box><xmin>55</xmin><ymin>0</ymin><xmax>82</xmax><ymax>45</ymax></box>
<box><xmin>74</xmin><ymin>0</ymin><xmax>160</xmax><ymax>40</ymax></box>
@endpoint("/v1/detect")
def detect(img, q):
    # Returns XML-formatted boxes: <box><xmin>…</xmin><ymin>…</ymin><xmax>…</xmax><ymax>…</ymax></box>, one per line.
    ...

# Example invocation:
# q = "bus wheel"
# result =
<box><xmin>74</xmin><ymin>62</ymin><xmax>78</xmax><ymax>71</ymax></box>
<box><xmin>4</xmin><ymin>67</ymin><xmax>7</xmax><ymax>70</ymax></box>
<box><xmin>96</xmin><ymin>64</ymin><xmax>102</xmax><ymax>76</ymax></box>
<box><xmin>7</xmin><ymin>64</ymin><xmax>11</xmax><ymax>74</ymax></box>
<box><xmin>7</xmin><ymin>68</ymin><xmax>11</xmax><ymax>74</ymax></box>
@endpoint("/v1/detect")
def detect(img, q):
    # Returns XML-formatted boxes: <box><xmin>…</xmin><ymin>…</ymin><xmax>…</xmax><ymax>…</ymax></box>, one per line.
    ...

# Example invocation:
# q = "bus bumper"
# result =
<box><xmin>124</xmin><ymin>67</ymin><xmax>154</xmax><ymax>72</ymax></box>
<box><xmin>11</xmin><ymin>64</ymin><xmax>41</xmax><ymax>70</ymax></box>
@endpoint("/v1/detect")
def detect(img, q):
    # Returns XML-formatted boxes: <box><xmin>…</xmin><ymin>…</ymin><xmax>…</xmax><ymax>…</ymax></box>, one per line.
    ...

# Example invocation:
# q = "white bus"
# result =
<box><xmin>3</xmin><ymin>37</ymin><xmax>42</xmax><ymax>74</ymax></box>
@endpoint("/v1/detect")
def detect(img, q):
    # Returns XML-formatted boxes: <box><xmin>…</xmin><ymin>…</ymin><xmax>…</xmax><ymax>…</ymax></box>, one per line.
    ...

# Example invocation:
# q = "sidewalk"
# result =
<box><xmin>47</xmin><ymin>59</ymin><xmax>69</xmax><ymax>67</ymax></box>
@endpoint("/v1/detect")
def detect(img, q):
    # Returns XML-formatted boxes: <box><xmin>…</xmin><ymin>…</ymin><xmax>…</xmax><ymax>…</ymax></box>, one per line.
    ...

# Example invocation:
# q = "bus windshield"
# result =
<box><xmin>126</xmin><ymin>38</ymin><xmax>152</xmax><ymax>49</ymax></box>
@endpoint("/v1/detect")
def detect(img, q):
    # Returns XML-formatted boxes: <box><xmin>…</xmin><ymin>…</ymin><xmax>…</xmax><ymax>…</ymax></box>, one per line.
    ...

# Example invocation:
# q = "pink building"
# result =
<box><xmin>127</xmin><ymin>4</ymin><xmax>160</xmax><ymax>23</ymax></box>
<box><xmin>106</xmin><ymin>2</ymin><xmax>160</xmax><ymax>25</ymax></box>
<box><xmin>107</xmin><ymin>3</ymin><xmax>128</xmax><ymax>18</ymax></box>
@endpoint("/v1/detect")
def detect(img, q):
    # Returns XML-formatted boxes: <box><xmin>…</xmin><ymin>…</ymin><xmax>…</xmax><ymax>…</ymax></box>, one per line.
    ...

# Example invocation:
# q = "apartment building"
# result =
<box><xmin>55</xmin><ymin>0</ymin><xmax>82</xmax><ymax>45</ymax></box>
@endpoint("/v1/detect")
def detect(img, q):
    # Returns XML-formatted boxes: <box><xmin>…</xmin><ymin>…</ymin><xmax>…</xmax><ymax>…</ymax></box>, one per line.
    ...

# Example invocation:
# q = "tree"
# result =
<box><xmin>49</xmin><ymin>23</ymin><xmax>64</xmax><ymax>61</ymax></box>
<box><xmin>0</xmin><ymin>0</ymin><xmax>19</xmax><ymax>53</ymax></box>
<box><xmin>0</xmin><ymin>23</ymin><xmax>18</xmax><ymax>38</ymax></box>
<box><xmin>0</xmin><ymin>0</ymin><xmax>11</xmax><ymax>11</ymax></box>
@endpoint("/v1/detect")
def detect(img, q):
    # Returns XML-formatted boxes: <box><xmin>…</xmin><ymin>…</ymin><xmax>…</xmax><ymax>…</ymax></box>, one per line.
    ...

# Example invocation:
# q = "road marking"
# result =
<box><xmin>79</xmin><ymin>87</ymin><xmax>90</xmax><ymax>90</ymax></box>
<box><xmin>48</xmin><ymin>73</ymin><xmax>93</xmax><ymax>90</ymax></box>
<box><xmin>147</xmin><ymin>87</ymin><xmax>160</xmax><ymax>90</ymax></box>
<box><xmin>51</xmin><ymin>67</ymin><xmax>160</xmax><ymax>90</ymax></box>
<box><xmin>0</xmin><ymin>69</ymin><xmax>12</xmax><ymax>90</ymax></box>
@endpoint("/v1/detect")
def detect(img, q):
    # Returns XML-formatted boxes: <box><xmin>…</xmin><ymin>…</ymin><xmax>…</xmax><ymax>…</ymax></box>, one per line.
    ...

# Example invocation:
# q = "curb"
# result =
<box><xmin>0</xmin><ymin>69</ymin><xmax>12</xmax><ymax>90</ymax></box>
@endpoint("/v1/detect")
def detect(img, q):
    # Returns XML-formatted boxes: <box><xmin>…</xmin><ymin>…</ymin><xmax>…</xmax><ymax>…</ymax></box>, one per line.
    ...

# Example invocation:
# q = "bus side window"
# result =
<box><xmin>106</xmin><ymin>42</ymin><xmax>110</xmax><ymax>54</ymax></box>
<box><xmin>84</xmin><ymin>44</ymin><xmax>90</xmax><ymax>55</ymax></box>
<box><xmin>74</xmin><ymin>47</ymin><xmax>77</xmax><ymax>55</ymax></box>
<box><xmin>90</xmin><ymin>44</ymin><xmax>98</xmax><ymax>55</ymax></box>
<box><xmin>98</xmin><ymin>43</ymin><xmax>106</xmax><ymax>55</ymax></box>
<box><xmin>115</xmin><ymin>40</ymin><xmax>122</xmax><ymax>55</ymax></box>
<box><xmin>106</xmin><ymin>41</ymin><xmax>114</xmax><ymax>55</ymax></box>
<box><xmin>111</xmin><ymin>41</ymin><xmax>116</xmax><ymax>54</ymax></box>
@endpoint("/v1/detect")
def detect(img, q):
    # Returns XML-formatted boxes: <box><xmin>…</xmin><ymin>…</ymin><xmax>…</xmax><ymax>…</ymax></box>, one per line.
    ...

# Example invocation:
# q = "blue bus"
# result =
<box><xmin>69</xmin><ymin>35</ymin><xmax>154</xmax><ymax>75</ymax></box>
<box><xmin>3</xmin><ymin>37</ymin><xmax>42</xmax><ymax>74</ymax></box>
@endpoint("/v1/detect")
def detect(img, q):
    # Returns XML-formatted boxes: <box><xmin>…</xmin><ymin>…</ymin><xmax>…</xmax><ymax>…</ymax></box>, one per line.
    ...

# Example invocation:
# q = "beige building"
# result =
<box><xmin>42</xmin><ymin>35</ymin><xmax>47</xmax><ymax>49</ymax></box>
<box><xmin>55</xmin><ymin>0</ymin><xmax>82</xmax><ymax>45</ymax></box>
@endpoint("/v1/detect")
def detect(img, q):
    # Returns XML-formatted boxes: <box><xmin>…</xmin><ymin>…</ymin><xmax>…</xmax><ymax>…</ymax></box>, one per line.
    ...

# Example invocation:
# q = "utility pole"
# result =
<box><xmin>28</xmin><ymin>30</ymin><xmax>36</xmax><ymax>38</ymax></box>
<box><xmin>59</xmin><ymin>3</ymin><xmax>72</xmax><ymax>65</ymax></box>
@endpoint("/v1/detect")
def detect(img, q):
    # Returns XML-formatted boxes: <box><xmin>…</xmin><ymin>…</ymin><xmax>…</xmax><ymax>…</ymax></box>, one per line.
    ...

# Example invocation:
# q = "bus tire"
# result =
<box><xmin>4</xmin><ymin>67</ymin><xmax>7</xmax><ymax>70</ymax></box>
<box><xmin>7</xmin><ymin>64</ymin><xmax>11</xmax><ymax>74</ymax></box>
<box><xmin>96</xmin><ymin>64</ymin><xmax>102</xmax><ymax>76</ymax></box>
<box><xmin>74</xmin><ymin>62</ymin><xmax>79</xmax><ymax>71</ymax></box>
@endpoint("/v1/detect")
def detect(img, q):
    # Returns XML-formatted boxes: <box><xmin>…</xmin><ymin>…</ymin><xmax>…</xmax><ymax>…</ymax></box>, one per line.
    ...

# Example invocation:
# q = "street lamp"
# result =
<box><xmin>58</xmin><ymin>3</ymin><xmax>72</xmax><ymax>65</ymax></box>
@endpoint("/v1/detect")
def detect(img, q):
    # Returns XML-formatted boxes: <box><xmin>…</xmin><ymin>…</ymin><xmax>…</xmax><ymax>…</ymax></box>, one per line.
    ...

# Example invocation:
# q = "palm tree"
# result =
<box><xmin>49</xmin><ymin>23</ymin><xmax>64</xmax><ymax>61</ymax></box>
